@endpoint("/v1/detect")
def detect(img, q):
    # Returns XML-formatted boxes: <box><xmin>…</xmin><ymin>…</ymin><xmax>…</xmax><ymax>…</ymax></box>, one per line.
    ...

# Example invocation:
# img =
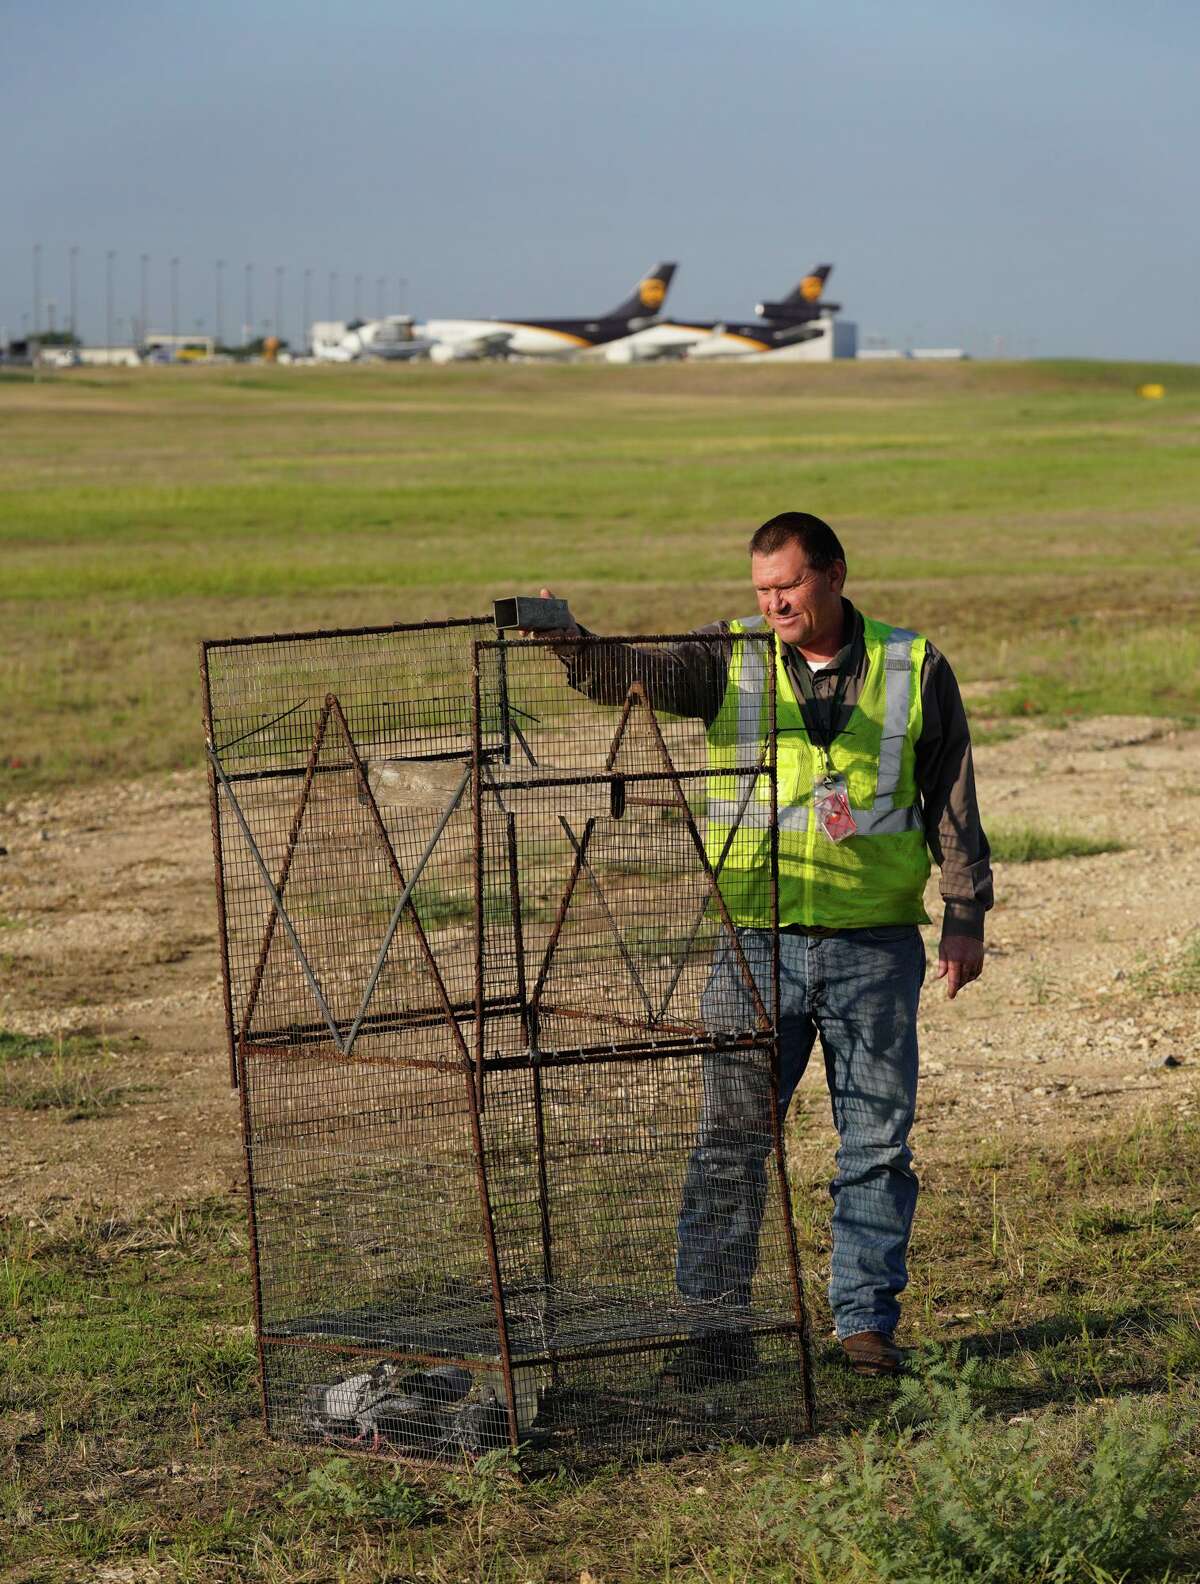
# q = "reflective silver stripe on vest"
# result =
<box><xmin>871</xmin><ymin>627</ymin><xmax>916</xmax><ymax>813</ymax></box>
<box><xmin>732</xmin><ymin>616</ymin><xmax>767</xmax><ymax>770</ymax></box>
<box><xmin>707</xmin><ymin>800</ymin><xmax>921</xmax><ymax>836</ymax></box>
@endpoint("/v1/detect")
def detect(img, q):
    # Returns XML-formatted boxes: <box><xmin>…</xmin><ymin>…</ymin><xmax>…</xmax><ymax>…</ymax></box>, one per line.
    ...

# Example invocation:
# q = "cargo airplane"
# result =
<box><xmin>418</xmin><ymin>262</ymin><xmax>677</xmax><ymax>363</ymax></box>
<box><xmin>596</xmin><ymin>264</ymin><xmax>837</xmax><ymax>363</ymax></box>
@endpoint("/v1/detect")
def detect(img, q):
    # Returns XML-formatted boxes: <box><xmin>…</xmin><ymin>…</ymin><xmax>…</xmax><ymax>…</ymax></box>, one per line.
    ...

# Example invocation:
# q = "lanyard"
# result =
<box><xmin>788</xmin><ymin>634</ymin><xmax>857</xmax><ymax>771</ymax></box>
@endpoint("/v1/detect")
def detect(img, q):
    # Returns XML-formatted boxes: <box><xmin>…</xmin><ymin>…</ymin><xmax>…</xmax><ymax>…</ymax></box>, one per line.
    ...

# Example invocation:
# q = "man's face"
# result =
<box><xmin>751</xmin><ymin>541</ymin><xmax>846</xmax><ymax>648</ymax></box>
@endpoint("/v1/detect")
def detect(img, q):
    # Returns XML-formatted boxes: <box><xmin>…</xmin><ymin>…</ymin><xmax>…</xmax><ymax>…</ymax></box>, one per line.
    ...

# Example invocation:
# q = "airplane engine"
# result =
<box><xmin>429</xmin><ymin>342</ymin><xmax>476</xmax><ymax>365</ymax></box>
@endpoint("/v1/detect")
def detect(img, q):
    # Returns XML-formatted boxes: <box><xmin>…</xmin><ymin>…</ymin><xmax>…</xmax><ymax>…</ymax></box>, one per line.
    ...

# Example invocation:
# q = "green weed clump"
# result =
<box><xmin>1130</xmin><ymin>929</ymin><xmax>1200</xmax><ymax>998</ymax></box>
<box><xmin>966</xmin><ymin>720</ymin><xmax>1023</xmax><ymax>747</ymax></box>
<box><xmin>1169</xmin><ymin>931</ymin><xmax>1200</xmax><ymax>994</ymax></box>
<box><xmin>282</xmin><ymin>1445</ymin><xmax>523</xmax><ymax>1527</ymax></box>
<box><xmin>283</xmin><ymin>1456</ymin><xmax>439</xmax><ymax>1524</ymax></box>
<box><xmin>989</xmin><ymin>825</ymin><xmax>1125</xmax><ymax>864</ymax></box>
<box><xmin>761</xmin><ymin>1359</ymin><xmax>1192</xmax><ymax>1584</ymax></box>
<box><xmin>0</xmin><ymin>1028</ymin><xmax>101</xmax><ymax>1062</ymax></box>
<box><xmin>0</xmin><ymin>1027</ymin><xmax>148</xmax><ymax>1120</ymax></box>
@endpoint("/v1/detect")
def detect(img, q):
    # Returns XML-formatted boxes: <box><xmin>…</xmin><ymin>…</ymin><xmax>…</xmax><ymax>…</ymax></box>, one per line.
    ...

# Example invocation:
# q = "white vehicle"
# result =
<box><xmin>311</xmin><ymin>316</ymin><xmax>433</xmax><ymax>363</ymax></box>
<box><xmin>418</xmin><ymin>262</ymin><xmax>677</xmax><ymax>363</ymax></box>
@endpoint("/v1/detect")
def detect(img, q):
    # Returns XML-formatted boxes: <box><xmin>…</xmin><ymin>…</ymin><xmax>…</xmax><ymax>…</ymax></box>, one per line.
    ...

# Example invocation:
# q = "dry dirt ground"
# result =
<box><xmin>1</xmin><ymin>715</ymin><xmax>1198</xmax><ymax>1219</ymax></box>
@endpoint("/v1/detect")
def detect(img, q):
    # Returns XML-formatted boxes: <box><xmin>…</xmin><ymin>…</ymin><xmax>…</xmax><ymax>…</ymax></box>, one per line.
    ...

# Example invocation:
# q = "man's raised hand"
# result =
<box><xmin>518</xmin><ymin>587</ymin><xmax>582</xmax><ymax>653</ymax></box>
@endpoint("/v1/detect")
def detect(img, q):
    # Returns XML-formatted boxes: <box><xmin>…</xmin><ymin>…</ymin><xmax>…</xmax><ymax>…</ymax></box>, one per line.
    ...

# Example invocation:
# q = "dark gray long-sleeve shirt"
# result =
<box><xmin>561</xmin><ymin>599</ymin><xmax>993</xmax><ymax>940</ymax></box>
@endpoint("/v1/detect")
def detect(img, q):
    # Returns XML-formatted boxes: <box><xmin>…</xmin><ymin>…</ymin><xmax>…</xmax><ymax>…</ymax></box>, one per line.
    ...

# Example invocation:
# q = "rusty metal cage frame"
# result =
<box><xmin>200</xmin><ymin>617</ymin><xmax>815</xmax><ymax>1465</ymax></box>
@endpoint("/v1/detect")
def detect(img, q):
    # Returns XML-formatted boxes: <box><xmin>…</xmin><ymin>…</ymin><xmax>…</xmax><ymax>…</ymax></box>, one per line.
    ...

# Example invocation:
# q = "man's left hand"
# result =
<box><xmin>937</xmin><ymin>935</ymin><xmax>985</xmax><ymax>1000</ymax></box>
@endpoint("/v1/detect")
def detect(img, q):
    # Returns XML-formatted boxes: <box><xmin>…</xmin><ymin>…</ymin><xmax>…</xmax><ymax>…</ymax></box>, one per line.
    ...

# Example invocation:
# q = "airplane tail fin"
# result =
<box><xmin>605</xmin><ymin>261</ymin><xmax>677</xmax><ymax>321</ymax></box>
<box><xmin>757</xmin><ymin>264</ymin><xmax>839</xmax><ymax>321</ymax></box>
<box><xmin>781</xmin><ymin>264</ymin><xmax>832</xmax><ymax>307</ymax></box>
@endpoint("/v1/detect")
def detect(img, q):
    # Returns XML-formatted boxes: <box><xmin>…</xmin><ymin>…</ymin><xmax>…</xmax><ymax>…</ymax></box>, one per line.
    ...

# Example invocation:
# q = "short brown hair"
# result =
<box><xmin>749</xmin><ymin>512</ymin><xmax>845</xmax><ymax>571</ymax></box>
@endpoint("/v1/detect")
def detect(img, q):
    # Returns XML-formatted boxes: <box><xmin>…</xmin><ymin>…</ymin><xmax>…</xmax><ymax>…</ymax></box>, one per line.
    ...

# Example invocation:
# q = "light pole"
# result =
<box><xmin>140</xmin><ymin>253</ymin><xmax>149</xmax><ymax>343</ymax></box>
<box><xmin>244</xmin><ymin>263</ymin><xmax>254</xmax><ymax>345</ymax></box>
<box><xmin>397</xmin><ymin>276</ymin><xmax>408</xmax><ymax>312</ymax></box>
<box><xmin>274</xmin><ymin>265</ymin><xmax>284</xmax><ymax>345</ymax></box>
<box><xmin>302</xmin><ymin>267</ymin><xmax>312</xmax><ymax>353</ymax></box>
<box><xmin>215</xmin><ymin>260</ymin><xmax>225</xmax><ymax>347</ymax></box>
<box><xmin>354</xmin><ymin>272</ymin><xmax>362</xmax><ymax>319</ymax></box>
<box><xmin>105</xmin><ymin>250</ymin><xmax>116</xmax><ymax>352</ymax></box>
<box><xmin>170</xmin><ymin>256</ymin><xmax>180</xmax><ymax>340</ymax></box>
<box><xmin>68</xmin><ymin>245</ymin><xmax>79</xmax><ymax>341</ymax></box>
<box><xmin>328</xmin><ymin>270</ymin><xmax>337</xmax><ymax>320</ymax></box>
<box><xmin>376</xmin><ymin>275</ymin><xmax>385</xmax><ymax>318</ymax></box>
<box><xmin>33</xmin><ymin>242</ymin><xmax>42</xmax><ymax>337</ymax></box>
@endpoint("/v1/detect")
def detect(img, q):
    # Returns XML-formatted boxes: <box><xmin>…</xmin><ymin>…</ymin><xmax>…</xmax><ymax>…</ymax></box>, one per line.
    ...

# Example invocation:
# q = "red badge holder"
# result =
<box><xmin>814</xmin><ymin>774</ymin><xmax>858</xmax><ymax>843</ymax></box>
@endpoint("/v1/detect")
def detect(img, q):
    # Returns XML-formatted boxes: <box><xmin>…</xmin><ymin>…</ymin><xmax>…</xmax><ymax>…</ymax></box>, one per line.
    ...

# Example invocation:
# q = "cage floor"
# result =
<box><xmin>267</xmin><ymin>1280</ymin><xmax>799</xmax><ymax>1362</ymax></box>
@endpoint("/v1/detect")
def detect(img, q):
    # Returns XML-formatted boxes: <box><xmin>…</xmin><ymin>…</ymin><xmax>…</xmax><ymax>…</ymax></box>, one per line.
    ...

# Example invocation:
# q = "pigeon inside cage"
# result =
<box><xmin>201</xmin><ymin>616</ymin><xmax>813</xmax><ymax>1463</ymax></box>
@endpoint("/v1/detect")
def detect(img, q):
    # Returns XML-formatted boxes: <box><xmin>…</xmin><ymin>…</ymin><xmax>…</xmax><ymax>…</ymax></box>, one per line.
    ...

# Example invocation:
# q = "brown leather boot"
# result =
<box><xmin>840</xmin><ymin>1330</ymin><xmax>906</xmax><ymax>1375</ymax></box>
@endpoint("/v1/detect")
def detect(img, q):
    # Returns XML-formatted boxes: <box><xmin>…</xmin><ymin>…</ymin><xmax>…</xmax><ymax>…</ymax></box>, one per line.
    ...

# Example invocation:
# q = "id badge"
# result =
<box><xmin>814</xmin><ymin>773</ymin><xmax>858</xmax><ymax>843</ymax></box>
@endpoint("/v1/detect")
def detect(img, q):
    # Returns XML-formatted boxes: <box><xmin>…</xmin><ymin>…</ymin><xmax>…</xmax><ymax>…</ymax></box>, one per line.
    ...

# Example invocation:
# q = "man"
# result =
<box><xmin>530</xmin><ymin>511</ymin><xmax>991</xmax><ymax>1376</ymax></box>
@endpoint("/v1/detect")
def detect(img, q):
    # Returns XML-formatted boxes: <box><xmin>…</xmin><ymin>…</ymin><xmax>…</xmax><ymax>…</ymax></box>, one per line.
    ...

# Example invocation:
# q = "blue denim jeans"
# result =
<box><xmin>676</xmin><ymin>925</ymin><xmax>926</xmax><ymax>1340</ymax></box>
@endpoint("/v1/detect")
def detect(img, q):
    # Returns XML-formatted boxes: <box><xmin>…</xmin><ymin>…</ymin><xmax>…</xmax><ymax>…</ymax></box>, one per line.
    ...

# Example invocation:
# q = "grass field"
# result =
<box><xmin>5</xmin><ymin>360</ymin><xmax>1200</xmax><ymax>1581</ymax></box>
<box><xmin>5</xmin><ymin>1101</ymin><xmax>1199</xmax><ymax>1580</ymax></box>
<box><xmin>3</xmin><ymin>358</ymin><xmax>1199</xmax><ymax>794</ymax></box>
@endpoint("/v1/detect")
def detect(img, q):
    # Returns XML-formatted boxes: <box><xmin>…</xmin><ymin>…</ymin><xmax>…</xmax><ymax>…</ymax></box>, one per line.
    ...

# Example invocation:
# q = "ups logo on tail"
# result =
<box><xmin>799</xmin><ymin>274</ymin><xmax>824</xmax><ymax>302</ymax></box>
<box><xmin>638</xmin><ymin>277</ymin><xmax>667</xmax><ymax>310</ymax></box>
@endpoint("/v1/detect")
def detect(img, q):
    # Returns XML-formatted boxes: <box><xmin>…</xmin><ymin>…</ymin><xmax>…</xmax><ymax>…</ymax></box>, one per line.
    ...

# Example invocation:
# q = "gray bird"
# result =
<box><xmin>437</xmin><ymin>1386</ymin><xmax>511</xmax><ymax>1456</ymax></box>
<box><xmin>304</xmin><ymin>1361</ymin><xmax>477</xmax><ymax>1451</ymax></box>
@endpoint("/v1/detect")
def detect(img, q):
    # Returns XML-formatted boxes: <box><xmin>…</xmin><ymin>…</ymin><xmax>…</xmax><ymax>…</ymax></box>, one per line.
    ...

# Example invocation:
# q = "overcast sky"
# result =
<box><xmin>6</xmin><ymin>0</ymin><xmax>1197</xmax><ymax>358</ymax></box>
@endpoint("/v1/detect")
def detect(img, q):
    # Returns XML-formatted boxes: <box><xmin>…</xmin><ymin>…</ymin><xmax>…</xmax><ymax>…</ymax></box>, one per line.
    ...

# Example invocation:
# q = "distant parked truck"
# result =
<box><xmin>143</xmin><ymin>333</ymin><xmax>215</xmax><ymax>363</ymax></box>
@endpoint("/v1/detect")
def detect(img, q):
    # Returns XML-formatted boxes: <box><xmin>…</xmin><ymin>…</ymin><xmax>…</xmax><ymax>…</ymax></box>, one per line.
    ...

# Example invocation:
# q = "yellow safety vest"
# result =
<box><xmin>705</xmin><ymin>616</ymin><xmax>931</xmax><ymax>928</ymax></box>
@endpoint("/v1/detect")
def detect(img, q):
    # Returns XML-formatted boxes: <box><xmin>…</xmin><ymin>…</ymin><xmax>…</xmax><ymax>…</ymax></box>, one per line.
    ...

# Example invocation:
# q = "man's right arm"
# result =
<box><xmin>525</xmin><ymin>588</ymin><xmax>732</xmax><ymax>725</ymax></box>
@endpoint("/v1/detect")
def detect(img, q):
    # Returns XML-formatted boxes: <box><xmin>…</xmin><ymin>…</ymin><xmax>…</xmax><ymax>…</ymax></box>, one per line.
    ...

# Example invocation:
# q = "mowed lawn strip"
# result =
<box><xmin>3</xmin><ymin>1110</ymin><xmax>1199</xmax><ymax>1580</ymax></box>
<box><xmin>2</xmin><ymin>359</ymin><xmax>1198</xmax><ymax>793</ymax></box>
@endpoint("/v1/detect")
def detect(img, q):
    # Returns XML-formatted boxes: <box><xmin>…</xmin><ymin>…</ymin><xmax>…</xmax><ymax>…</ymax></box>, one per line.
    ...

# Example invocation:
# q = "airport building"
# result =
<box><xmin>758</xmin><ymin>315</ymin><xmax>858</xmax><ymax>361</ymax></box>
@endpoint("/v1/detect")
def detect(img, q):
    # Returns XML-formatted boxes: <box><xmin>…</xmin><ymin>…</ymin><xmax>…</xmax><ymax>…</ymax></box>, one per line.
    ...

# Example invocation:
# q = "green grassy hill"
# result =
<box><xmin>2</xmin><ymin>360</ymin><xmax>1197</xmax><ymax>791</ymax></box>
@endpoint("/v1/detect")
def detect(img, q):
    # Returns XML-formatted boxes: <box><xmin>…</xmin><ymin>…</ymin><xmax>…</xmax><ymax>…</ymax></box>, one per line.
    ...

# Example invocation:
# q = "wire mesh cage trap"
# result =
<box><xmin>201</xmin><ymin>617</ymin><xmax>814</xmax><ymax>1465</ymax></box>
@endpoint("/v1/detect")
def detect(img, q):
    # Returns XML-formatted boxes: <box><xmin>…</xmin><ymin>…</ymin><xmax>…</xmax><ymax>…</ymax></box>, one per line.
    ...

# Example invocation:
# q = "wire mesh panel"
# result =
<box><xmin>202</xmin><ymin>621</ymin><xmax>813</xmax><ymax>1467</ymax></box>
